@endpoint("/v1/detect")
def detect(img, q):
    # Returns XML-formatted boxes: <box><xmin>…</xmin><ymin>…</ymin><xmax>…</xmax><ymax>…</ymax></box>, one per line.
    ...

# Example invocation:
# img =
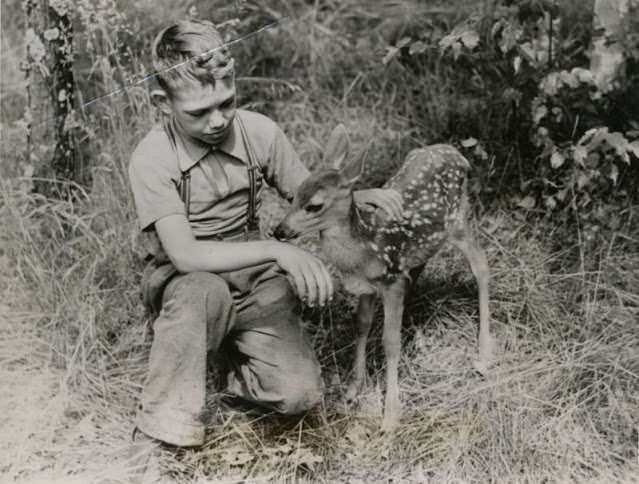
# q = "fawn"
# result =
<box><xmin>274</xmin><ymin>125</ymin><xmax>493</xmax><ymax>430</ymax></box>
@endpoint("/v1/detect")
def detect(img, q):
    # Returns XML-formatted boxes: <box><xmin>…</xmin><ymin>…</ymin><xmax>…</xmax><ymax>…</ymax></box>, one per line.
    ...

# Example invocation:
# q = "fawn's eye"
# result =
<box><xmin>220</xmin><ymin>97</ymin><xmax>235</xmax><ymax>109</ymax></box>
<box><xmin>305</xmin><ymin>203</ymin><xmax>323</xmax><ymax>213</ymax></box>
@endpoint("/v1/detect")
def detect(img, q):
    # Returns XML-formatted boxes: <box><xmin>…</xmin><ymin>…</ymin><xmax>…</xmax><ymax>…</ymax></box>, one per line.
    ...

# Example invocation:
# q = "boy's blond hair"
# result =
<box><xmin>152</xmin><ymin>19</ymin><xmax>235</xmax><ymax>96</ymax></box>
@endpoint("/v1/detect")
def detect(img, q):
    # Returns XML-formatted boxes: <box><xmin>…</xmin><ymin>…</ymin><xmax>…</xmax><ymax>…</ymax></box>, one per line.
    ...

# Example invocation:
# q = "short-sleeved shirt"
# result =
<box><xmin>129</xmin><ymin>109</ymin><xmax>310</xmax><ymax>242</ymax></box>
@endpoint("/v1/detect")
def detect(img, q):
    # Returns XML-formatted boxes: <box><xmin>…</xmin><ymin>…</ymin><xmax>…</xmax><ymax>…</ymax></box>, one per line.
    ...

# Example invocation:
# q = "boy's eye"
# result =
<box><xmin>305</xmin><ymin>203</ymin><xmax>323</xmax><ymax>213</ymax></box>
<box><xmin>187</xmin><ymin>110</ymin><xmax>206</xmax><ymax>117</ymax></box>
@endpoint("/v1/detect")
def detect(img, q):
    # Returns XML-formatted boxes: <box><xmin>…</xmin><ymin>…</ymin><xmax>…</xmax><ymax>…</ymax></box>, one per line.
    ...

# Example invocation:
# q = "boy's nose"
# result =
<box><xmin>208</xmin><ymin>111</ymin><xmax>225</xmax><ymax>129</ymax></box>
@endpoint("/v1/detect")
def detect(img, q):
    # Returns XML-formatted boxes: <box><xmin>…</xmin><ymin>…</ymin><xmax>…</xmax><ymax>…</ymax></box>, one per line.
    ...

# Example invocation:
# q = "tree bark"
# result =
<box><xmin>590</xmin><ymin>0</ymin><xmax>629</xmax><ymax>91</ymax></box>
<box><xmin>24</xmin><ymin>0</ymin><xmax>76</xmax><ymax>196</ymax></box>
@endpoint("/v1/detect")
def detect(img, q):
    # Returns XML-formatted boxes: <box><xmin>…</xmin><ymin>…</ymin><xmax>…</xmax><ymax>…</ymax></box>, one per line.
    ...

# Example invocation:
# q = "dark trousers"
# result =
<box><xmin>136</xmin><ymin>260</ymin><xmax>323</xmax><ymax>446</ymax></box>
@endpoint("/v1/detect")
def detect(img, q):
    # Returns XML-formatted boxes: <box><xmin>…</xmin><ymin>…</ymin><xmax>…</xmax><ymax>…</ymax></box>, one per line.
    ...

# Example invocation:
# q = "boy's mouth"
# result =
<box><xmin>202</xmin><ymin>127</ymin><xmax>230</xmax><ymax>144</ymax></box>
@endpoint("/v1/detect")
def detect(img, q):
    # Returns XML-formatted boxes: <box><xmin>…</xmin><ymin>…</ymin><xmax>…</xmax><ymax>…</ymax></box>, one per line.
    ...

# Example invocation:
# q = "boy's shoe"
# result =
<box><xmin>217</xmin><ymin>394</ymin><xmax>271</xmax><ymax>421</ymax></box>
<box><xmin>127</xmin><ymin>427</ymin><xmax>170</xmax><ymax>483</ymax></box>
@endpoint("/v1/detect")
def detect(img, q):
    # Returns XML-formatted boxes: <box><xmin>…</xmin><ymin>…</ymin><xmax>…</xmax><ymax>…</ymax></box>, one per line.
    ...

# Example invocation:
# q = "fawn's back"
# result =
<box><xmin>274</xmin><ymin>127</ymin><xmax>473</xmax><ymax>290</ymax></box>
<box><xmin>359</xmin><ymin>144</ymin><xmax>471</xmax><ymax>279</ymax></box>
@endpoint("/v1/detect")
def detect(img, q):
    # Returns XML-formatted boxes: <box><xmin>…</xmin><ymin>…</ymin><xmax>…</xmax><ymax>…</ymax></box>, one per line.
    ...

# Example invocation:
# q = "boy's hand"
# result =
<box><xmin>270</xmin><ymin>242</ymin><xmax>334</xmax><ymax>307</ymax></box>
<box><xmin>353</xmin><ymin>188</ymin><xmax>403</xmax><ymax>219</ymax></box>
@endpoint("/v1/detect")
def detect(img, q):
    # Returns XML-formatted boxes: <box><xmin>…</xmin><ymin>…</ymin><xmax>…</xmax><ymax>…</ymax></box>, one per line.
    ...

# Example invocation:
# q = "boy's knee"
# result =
<box><xmin>165</xmin><ymin>271</ymin><xmax>231</xmax><ymax>307</ymax></box>
<box><xmin>275</xmin><ymin>360</ymin><xmax>324</xmax><ymax>415</ymax></box>
<box><xmin>277</xmin><ymin>386</ymin><xmax>323</xmax><ymax>415</ymax></box>
<box><xmin>254</xmin><ymin>272</ymin><xmax>299</xmax><ymax>314</ymax></box>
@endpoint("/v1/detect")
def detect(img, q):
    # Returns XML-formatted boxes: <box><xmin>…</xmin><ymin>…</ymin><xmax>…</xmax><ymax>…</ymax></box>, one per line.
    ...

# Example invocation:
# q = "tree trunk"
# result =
<box><xmin>24</xmin><ymin>0</ymin><xmax>76</xmax><ymax>196</ymax></box>
<box><xmin>590</xmin><ymin>0</ymin><xmax>629</xmax><ymax>91</ymax></box>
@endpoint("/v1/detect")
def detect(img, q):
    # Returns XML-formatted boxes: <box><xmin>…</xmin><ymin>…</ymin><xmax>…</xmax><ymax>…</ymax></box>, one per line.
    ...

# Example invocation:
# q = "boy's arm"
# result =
<box><xmin>128</xmin><ymin>134</ymin><xmax>333</xmax><ymax>307</ymax></box>
<box><xmin>155</xmin><ymin>214</ymin><xmax>334</xmax><ymax>307</ymax></box>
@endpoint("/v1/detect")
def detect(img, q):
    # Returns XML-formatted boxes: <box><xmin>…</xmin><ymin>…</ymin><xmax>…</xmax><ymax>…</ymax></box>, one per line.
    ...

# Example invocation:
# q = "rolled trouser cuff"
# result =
<box><xmin>136</xmin><ymin>408</ymin><xmax>205</xmax><ymax>447</ymax></box>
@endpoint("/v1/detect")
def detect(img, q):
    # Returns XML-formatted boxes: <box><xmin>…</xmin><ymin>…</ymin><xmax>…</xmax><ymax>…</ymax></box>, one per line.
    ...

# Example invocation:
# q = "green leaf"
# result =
<box><xmin>499</xmin><ymin>21</ymin><xmax>523</xmax><ymax>53</ymax></box>
<box><xmin>439</xmin><ymin>35</ymin><xmax>455</xmax><ymax>50</ymax></box>
<box><xmin>460</xmin><ymin>29</ymin><xmax>480</xmax><ymax>49</ymax></box>
<box><xmin>608</xmin><ymin>163</ymin><xmax>619</xmax><ymax>185</ymax></box>
<box><xmin>409</xmin><ymin>40</ymin><xmax>428</xmax><ymax>55</ymax></box>
<box><xmin>608</xmin><ymin>131</ymin><xmax>631</xmax><ymax>163</ymax></box>
<box><xmin>573</xmin><ymin>146</ymin><xmax>588</xmax><ymax>167</ymax></box>
<box><xmin>577</xmin><ymin>172</ymin><xmax>591</xmax><ymax>190</ymax></box>
<box><xmin>517</xmin><ymin>196</ymin><xmax>536</xmax><ymax>209</ymax></box>
<box><xmin>550</xmin><ymin>150</ymin><xmax>565</xmax><ymax>169</ymax></box>
<box><xmin>513</xmin><ymin>55</ymin><xmax>522</xmax><ymax>73</ymax></box>
<box><xmin>43</xmin><ymin>28</ymin><xmax>60</xmax><ymax>41</ymax></box>
<box><xmin>559</xmin><ymin>70</ymin><xmax>580</xmax><ymax>89</ymax></box>
<box><xmin>533</xmin><ymin>105</ymin><xmax>548</xmax><ymax>125</ymax></box>
<box><xmin>461</xmin><ymin>137</ymin><xmax>478</xmax><ymax>148</ymax></box>
<box><xmin>475</xmin><ymin>144</ymin><xmax>488</xmax><ymax>160</ymax></box>
<box><xmin>556</xmin><ymin>187</ymin><xmax>569</xmax><ymax>202</ymax></box>
<box><xmin>586</xmin><ymin>152</ymin><xmax>601</xmax><ymax>168</ymax></box>
<box><xmin>585</xmin><ymin>127</ymin><xmax>610</xmax><ymax>151</ymax></box>
<box><xmin>396</xmin><ymin>37</ymin><xmax>412</xmax><ymax>49</ymax></box>
<box><xmin>572</xmin><ymin>67</ymin><xmax>594</xmax><ymax>84</ymax></box>
<box><xmin>450</xmin><ymin>42</ymin><xmax>462</xmax><ymax>59</ymax></box>
<box><xmin>382</xmin><ymin>47</ymin><xmax>399</xmax><ymax>65</ymax></box>
<box><xmin>540</xmin><ymin>72</ymin><xmax>561</xmax><ymax>96</ymax></box>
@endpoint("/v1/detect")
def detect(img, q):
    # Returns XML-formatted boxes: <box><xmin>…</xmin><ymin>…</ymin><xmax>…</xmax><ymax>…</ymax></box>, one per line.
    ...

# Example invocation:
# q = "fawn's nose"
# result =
<box><xmin>273</xmin><ymin>223</ymin><xmax>294</xmax><ymax>241</ymax></box>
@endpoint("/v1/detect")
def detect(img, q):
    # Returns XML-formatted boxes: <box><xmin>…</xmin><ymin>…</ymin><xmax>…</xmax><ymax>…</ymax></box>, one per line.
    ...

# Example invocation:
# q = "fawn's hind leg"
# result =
<box><xmin>449</xmin><ymin>227</ymin><xmax>493</xmax><ymax>374</ymax></box>
<box><xmin>381</xmin><ymin>278</ymin><xmax>407</xmax><ymax>431</ymax></box>
<box><xmin>345</xmin><ymin>294</ymin><xmax>377</xmax><ymax>405</ymax></box>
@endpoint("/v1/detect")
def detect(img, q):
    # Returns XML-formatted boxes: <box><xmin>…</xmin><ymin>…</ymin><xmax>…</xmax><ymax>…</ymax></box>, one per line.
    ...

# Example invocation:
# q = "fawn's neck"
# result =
<box><xmin>319</xmin><ymin>195</ymin><xmax>384</xmax><ymax>293</ymax></box>
<box><xmin>319</xmin><ymin>196</ymin><xmax>376</xmax><ymax>263</ymax></box>
<box><xmin>321</xmin><ymin>194</ymin><xmax>375</xmax><ymax>242</ymax></box>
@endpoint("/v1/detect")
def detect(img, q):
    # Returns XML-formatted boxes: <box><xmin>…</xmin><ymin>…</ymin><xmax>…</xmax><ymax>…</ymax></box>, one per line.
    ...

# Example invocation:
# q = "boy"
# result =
<box><xmin>128</xmin><ymin>19</ymin><xmax>402</xmax><ymax>454</ymax></box>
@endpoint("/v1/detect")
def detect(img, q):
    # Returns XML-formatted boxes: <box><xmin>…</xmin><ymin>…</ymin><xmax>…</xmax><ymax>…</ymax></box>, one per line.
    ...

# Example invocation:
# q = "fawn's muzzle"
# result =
<box><xmin>273</xmin><ymin>222</ymin><xmax>298</xmax><ymax>241</ymax></box>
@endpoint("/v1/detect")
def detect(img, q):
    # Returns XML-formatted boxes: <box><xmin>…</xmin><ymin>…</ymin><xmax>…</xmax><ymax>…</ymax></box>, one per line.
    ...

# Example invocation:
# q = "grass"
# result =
<box><xmin>1</xmin><ymin>0</ymin><xmax>639</xmax><ymax>482</ymax></box>
<box><xmin>1</xmin><ymin>176</ymin><xmax>637</xmax><ymax>482</ymax></box>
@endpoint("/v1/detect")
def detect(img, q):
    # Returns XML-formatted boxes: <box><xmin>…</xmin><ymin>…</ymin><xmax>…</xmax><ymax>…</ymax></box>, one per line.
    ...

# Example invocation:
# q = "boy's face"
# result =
<box><xmin>166</xmin><ymin>78</ymin><xmax>236</xmax><ymax>146</ymax></box>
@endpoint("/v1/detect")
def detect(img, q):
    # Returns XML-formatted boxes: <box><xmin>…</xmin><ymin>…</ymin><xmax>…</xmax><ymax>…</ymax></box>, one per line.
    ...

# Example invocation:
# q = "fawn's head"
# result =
<box><xmin>274</xmin><ymin>124</ymin><xmax>366</xmax><ymax>241</ymax></box>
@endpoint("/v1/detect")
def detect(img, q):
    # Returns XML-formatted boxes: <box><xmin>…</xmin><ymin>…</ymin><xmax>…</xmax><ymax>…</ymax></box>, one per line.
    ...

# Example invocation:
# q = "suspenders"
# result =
<box><xmin>235</xmin><ymin>114</ymin><xmax>260</xmax><ymax>232</ymax></box>
<box><xmin>179</xmin><ymin>170</ymin><xmax>192</xmax><ymax>218</ymax></box>
<box><xmin>175</xmin><ymin>112</ymin><xmax>260</xmax><ymax>234</ymax></box>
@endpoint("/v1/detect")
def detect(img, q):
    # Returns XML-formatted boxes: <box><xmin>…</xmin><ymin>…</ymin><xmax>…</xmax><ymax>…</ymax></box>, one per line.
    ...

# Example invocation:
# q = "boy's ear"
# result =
<box><xmin>150</xmin><ymin>89</ymin><xmax>172</xmax><ymax>116</ymax></box>
<box><xmin>339</xmin><ymin>144</ymin><xmax>369</xmax><ymax>187</ymax></box>
<box><xmin>323</xmin><ymin>124</ymin><xmax>351</xmax><ymax>170</ymax></box>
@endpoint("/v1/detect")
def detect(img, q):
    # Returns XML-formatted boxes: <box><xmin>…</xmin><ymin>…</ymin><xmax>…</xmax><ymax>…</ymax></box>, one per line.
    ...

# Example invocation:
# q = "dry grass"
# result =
<box><xmin>1</xmin><ymin>174</ymin><xmax>638</xmax><ymax>482</ymax></box>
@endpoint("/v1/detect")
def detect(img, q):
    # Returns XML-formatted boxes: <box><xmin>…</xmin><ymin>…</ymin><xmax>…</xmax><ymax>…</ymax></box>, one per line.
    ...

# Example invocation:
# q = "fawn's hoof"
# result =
<box><xmin>344</xmin><ymin>395</ymin><xmax>359</xmax><ymax>410</ymax></box>
<box><xmin>344</xmin><ymin>381</ymin><xmax>363</xmax><ymax>408</ymax></box>
<box><xmin>473</xmin><ymin>335</ymin><xmax>497</xmax><ymax>375</ymax></box>
<box><xmin>381</xmin><ymin>413</ymin><xmax>399</xmax><ymax>432</ymax></box>
<box><xmin>344</xmin><ymin>394</ymin><xmax>360</xmax><ymax>410</ymax></box>
<box><xmin>472</xmin><ymin>358</ymin><xmax>490</xmax><ymax>375</ymax></box>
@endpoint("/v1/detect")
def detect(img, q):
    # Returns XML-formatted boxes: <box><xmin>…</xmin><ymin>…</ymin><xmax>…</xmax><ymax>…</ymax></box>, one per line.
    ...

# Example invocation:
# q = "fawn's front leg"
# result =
<box><xmin>381</xmin><ymin>278</ymin><xmax>406</xmax><ymax>431</ymax></box>
<box><xmin>345</xmin><ymin>294</ymin><xmax>376</xmax><ymax>406</ymax></box>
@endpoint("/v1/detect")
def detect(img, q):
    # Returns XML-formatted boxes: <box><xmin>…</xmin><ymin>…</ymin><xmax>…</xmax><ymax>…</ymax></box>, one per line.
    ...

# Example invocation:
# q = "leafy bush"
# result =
<box><xmin>384</xmin><ymin>0</ymin><xmax>639</xmax><ymax>244</ymax></box>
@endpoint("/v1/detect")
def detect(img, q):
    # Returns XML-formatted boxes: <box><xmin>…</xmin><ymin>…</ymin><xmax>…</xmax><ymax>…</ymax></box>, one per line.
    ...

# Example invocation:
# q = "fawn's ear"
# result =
<box><xmin>339</xmin><ymin>145</ymin><xmax>368</xmax><ymax>187</ymax></box>
<box><xmin>150</xmin><ymin>89</ymin><xmax>173</xmax><ymax>116</ymax></box>
<box><xmin>324</xmin><ymin>124</ymin><xmax>351</xmax><ymax>170</ymax></box>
